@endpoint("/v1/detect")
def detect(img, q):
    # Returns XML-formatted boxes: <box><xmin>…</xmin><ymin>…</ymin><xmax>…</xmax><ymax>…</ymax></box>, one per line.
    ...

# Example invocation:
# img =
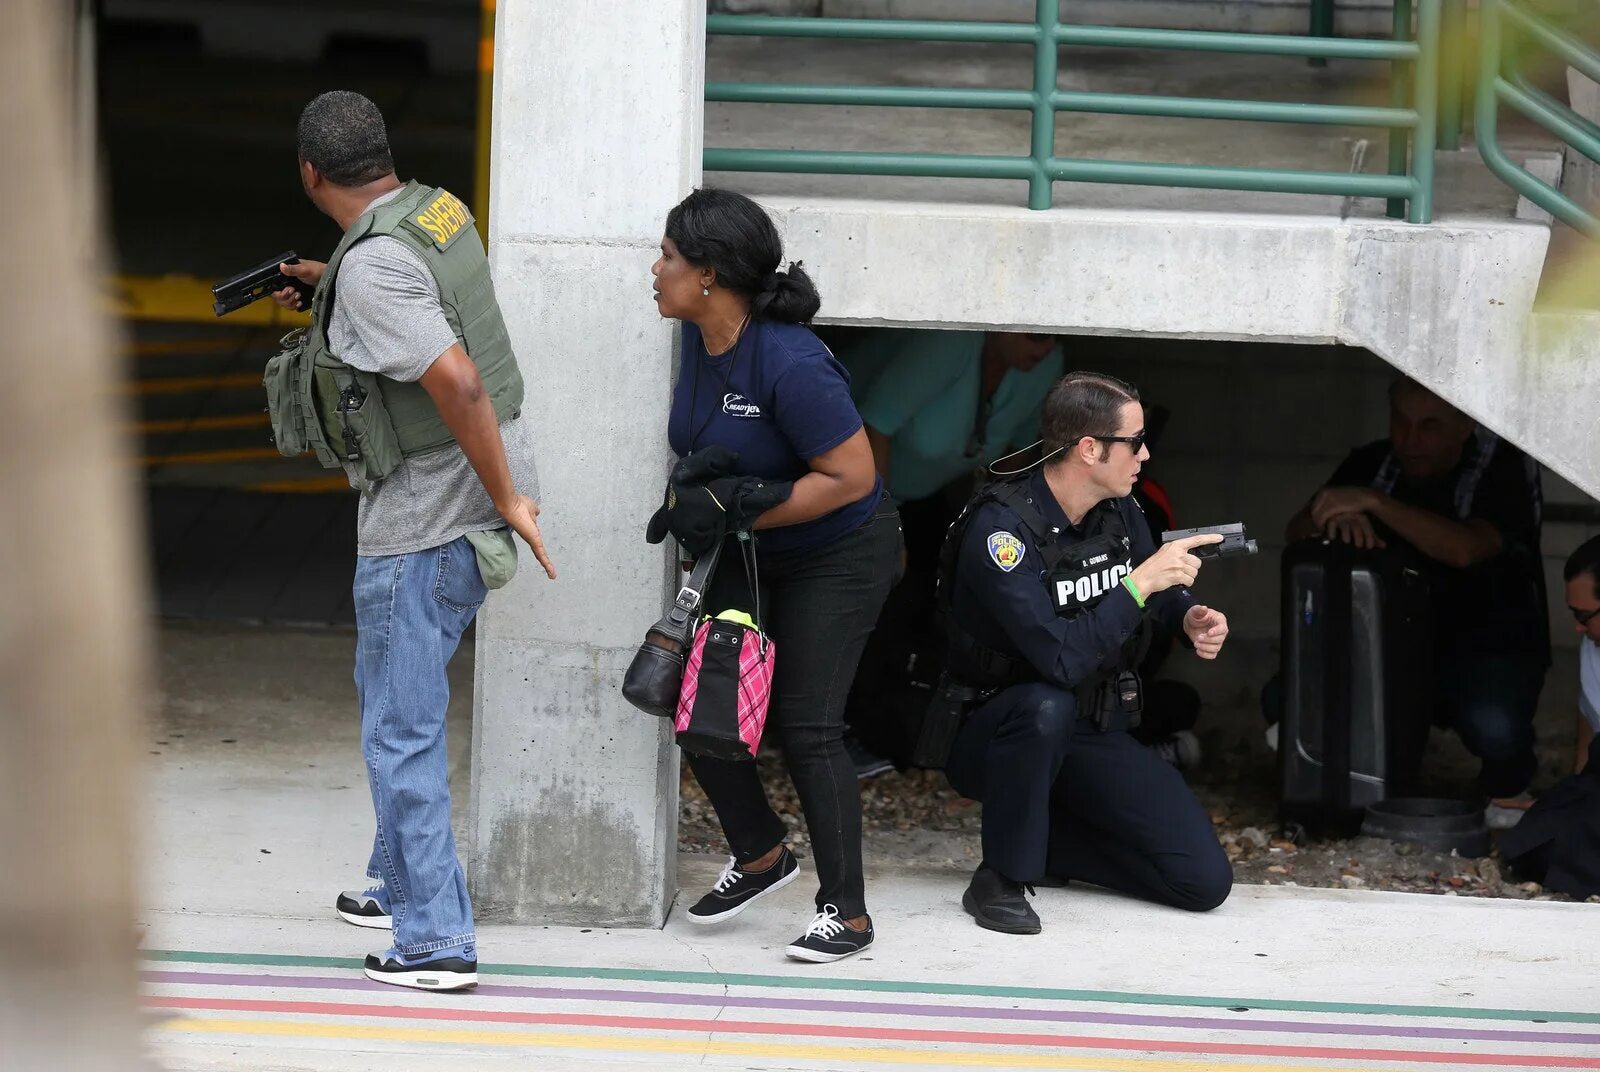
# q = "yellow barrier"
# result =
<box><xmin>110</xmin><ymin>274</ymin><xmax>310</xmax><ymax>327</ymax></box>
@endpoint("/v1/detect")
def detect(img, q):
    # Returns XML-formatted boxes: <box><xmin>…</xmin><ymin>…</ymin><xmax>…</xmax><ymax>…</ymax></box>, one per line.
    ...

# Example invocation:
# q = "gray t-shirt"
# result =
<box><xmin>329</xmin><ymin>192</ymin><xmax>539</xmax><ymax>557</ymax></box>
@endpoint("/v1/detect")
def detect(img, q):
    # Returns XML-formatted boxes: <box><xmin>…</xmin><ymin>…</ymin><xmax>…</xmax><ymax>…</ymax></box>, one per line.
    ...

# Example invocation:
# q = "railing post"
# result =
<box><xmin>1309</xmin><ymin>0</ymin><xmax>1336</xmax><ymax>69</ymax></box>
<box><xmin>1029</xmin><ymin>0</ymin><xmax>1059</xmax><ymax>210</ymax></box>
<box><xmin>1438</xmin><ymin>0</ymin><xmax>1466</xmax><ymax>150</ymax></box>
<box><xmin>1387</xmin><ymin>0</ymin><xmax>1414</xmax><ymax>219</ymax></box>
<box><xmin>1409</xmin><ymin>0</ymin><xmax>1441</xmax><ymax>222</ymax></box>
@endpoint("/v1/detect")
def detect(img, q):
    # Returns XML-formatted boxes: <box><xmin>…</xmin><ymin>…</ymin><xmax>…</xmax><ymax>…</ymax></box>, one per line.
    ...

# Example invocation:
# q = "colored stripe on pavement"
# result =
<box><xmin>140</xmin><ymin>949</ymin><xmax>1600</xmax><ymax>1025</ymax></box>
<box><xmin>137</xmin><ymin>969</ymin><xmax>1600</xmax><ymax>1046</ymax></box>
<box><xmin>142</xmin><ymin>994</ymin><xmax>1600</xmax><ymax>1068</ymax></box>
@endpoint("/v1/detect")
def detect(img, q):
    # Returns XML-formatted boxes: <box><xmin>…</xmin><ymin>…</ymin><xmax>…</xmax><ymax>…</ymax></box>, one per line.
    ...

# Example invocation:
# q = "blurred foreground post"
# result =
<box><xmin>0</xmin><ymin>1</ymin><xmax>150</xmax><ymax>1069</ymax></box>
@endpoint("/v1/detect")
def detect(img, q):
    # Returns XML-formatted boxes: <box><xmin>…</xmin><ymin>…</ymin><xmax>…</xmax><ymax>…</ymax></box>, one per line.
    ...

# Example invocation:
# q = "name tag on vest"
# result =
<box><xmin>1047</xmin><ymin>532</ymin><xmax>1133</xmax><ymax>613</ymax></box>
<box><xmin>1052</xmin><ymin>562</ymin><xmax>1133</xmax><ymax>611</ymax></box>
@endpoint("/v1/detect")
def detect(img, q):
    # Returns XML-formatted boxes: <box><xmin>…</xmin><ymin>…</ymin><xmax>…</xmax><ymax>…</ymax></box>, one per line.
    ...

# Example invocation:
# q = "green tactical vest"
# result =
<box><xmin>263</xmin><ymin>181</ymin><xmax>523</xmax><ymax>489</ymax></box>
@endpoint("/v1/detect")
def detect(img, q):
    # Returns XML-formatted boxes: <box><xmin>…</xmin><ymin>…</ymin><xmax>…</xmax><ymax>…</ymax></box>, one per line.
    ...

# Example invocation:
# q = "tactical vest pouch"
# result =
<box><xmin>264</xmin><ymin>329</ymin><xmax>309</xmax><ymax>458</ymax></box>
<box><xmin>1082</xmin><ymin>669</ymin><xmax>1143</xmax><ymax>733</ymax></box>
<box><xmin>312</xmin><ymin>356</ymin><xmax>404</xmax><ymax>486</ymax></box>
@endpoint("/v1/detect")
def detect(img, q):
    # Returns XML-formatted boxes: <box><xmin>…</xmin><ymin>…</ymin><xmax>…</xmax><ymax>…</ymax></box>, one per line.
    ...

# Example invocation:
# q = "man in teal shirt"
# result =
<box><xmin>839</xmin><ymin>329</ymin><xmax>1062</xmax><ymax>774</ymax></box>
<box><xmin>848</xmin><ymin>330</ymin><xmax>1063</xmax><ymax>503</ymax></box>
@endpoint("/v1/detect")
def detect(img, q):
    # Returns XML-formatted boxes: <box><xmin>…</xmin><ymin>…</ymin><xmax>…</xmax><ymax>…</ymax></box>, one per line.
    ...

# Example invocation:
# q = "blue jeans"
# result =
<box><xmin>354</xmin><ymin>535</ymin><xmax>485</xmax><ymax>956</ymax></box>
<box><xmin>1435</xmin><ymin>648</ymin><xmax>1545</xmax><ymax>799</ymax></box>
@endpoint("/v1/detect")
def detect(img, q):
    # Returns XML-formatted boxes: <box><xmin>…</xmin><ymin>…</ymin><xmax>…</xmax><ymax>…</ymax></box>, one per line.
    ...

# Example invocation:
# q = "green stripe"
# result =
<box><xmin>143</xmin><ymin>949</ymin><xmax>1600</xmax><ymax>1025</ymax></box>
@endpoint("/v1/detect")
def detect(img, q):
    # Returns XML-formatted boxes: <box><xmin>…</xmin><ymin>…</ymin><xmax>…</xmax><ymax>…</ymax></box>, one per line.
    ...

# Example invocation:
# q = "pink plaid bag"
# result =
<box><xmin>673</xmin><ymin>535</ymin><xmax>774</xmax><ymax>761</ymax></box>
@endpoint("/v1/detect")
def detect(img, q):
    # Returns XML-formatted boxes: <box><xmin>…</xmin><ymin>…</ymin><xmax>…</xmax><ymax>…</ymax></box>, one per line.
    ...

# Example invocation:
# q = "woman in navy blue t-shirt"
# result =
<box><xmin>649</xmin><ymin>189</ymin><xmax>899</xmax><ymax>963</ymax></box>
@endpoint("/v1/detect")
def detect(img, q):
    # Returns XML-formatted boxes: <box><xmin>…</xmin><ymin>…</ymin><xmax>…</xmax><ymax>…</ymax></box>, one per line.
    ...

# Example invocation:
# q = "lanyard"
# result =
<box><xmin>687</xmin><ymin>326</ymin><xmax>747</xmax><ymax>453</ymax></box>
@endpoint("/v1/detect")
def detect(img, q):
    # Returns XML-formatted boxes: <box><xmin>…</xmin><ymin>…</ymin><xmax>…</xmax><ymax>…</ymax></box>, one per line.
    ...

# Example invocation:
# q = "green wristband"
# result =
<box><xmin>1121</xmin><ymin>575</ymin><xmax>1146</xmax><ymax>608</ymax></box>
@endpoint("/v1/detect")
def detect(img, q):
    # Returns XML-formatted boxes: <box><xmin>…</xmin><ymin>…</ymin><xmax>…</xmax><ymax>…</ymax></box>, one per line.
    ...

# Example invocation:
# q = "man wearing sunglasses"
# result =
<box><xmin>1285</xmin><ymin>378</ymin><xmax>1547</xmax><ymax>829</ymax></box>
<box><xmin>941</xmin><ymin>372</ymin><xmax>1234</xmax><ymax>934</ymax></box>
<box><xmin>1495</xmin><ymin>537</ymin><xmax>1600</xmax><ymax>900</ymax></box>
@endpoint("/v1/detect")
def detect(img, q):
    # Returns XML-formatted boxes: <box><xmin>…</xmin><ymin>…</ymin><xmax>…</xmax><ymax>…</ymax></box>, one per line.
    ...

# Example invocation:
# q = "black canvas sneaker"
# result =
<box><xmin>363</xmin><ymin>948</ymin><xmax>478</xmax><ymax>991</ymax></box>
<box><xmin>686</xmin><ymin>848</ymin><xmax>800</xmax><ymax>925</ymax></box>
<box><xmin>785</xmin><ymin>904</ymin><xmax>874</xmax><ymax>963</ymax></box>
<box><xmin>962</xmin><ymin>864</ymin><xmax>1042</xmax><ymax>934</ymax></box>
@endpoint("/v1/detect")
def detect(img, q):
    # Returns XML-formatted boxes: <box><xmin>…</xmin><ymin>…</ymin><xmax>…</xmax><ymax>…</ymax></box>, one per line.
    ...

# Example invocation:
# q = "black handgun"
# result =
<box><xmin>211</xmin><ymin>251</ymin><xmax>314</xmax><ymax>317</ymax></box>
<box><xmin>1161</xmin><ymin>523</ymin><xmax>1259</xmax><ymax>559</ymax></box>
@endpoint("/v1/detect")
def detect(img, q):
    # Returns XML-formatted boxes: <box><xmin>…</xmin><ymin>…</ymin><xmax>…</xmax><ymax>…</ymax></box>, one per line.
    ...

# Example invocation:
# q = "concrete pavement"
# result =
<box><xmin>142</xmin><ymin>865</ymin><xmax>1600</xmax><ymax>1071</ymax></box>
<box><xmin>142</xmin><ymin>623</ymin><xmax>1600</xmax><ymax>1072</ymax></box>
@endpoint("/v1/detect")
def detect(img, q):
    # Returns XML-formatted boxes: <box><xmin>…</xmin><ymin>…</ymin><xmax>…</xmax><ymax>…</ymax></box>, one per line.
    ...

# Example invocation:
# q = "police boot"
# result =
<box><xmin>962</xmin><ymin>864</ymin><xmax>1041</xmax><ymax>935</ymax></box>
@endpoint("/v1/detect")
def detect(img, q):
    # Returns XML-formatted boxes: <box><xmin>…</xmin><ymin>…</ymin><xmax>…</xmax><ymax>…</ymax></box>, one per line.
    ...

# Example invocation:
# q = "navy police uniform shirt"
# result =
<box><xmin>668</xmin><ymin>318</ymin><xmax>882</xmax><ymax>555</ymax></box>
<box><xmin>951</xmin><ymin>468</ymin><xmax>1194</xmax><ymax>691</ymax></box>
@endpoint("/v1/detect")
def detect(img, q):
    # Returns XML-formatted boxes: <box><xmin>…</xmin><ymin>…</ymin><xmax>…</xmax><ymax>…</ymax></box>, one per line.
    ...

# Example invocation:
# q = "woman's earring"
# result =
<box><xmin>702</xmin><ymin>286</ymin><xmax>710</xmax><ymax>297</ymax></box>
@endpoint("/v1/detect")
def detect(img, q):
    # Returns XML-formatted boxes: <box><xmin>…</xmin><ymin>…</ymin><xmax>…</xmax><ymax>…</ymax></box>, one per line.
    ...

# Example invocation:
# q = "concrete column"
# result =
<box><xmin>3</xmin><ymin>0</ymin><xmax>149</xmax><ymax>1066</ymax></box>
<box><xmin>469</xmin><ymin>0</ymin><xmax>704</xmax><ymax>926</ymax></box>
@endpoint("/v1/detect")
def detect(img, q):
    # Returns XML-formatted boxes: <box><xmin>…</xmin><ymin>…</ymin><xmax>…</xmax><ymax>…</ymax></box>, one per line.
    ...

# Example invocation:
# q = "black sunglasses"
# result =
<box><xmin>1572</xmin><ymin>605</ymin><xmax>1600</xmax><ymax>627</ymax></box>
<box><xmin>1096</xmin><ymin>430</ymin><xmax>1147</xmax><ymax>453</ymax></box>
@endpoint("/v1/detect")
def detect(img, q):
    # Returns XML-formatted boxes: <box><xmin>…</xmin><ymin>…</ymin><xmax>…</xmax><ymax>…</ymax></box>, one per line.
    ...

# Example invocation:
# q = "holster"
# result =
<box><xmin>910</xmin><ymin>673</ymin><xmax>991</xmax><ymax>769</ymax></box>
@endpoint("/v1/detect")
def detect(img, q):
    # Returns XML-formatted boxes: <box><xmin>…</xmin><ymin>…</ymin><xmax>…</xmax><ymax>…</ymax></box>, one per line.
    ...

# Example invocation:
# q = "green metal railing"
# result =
<box><xmin>705</xmin><ymin>0</ymin><xmax>1441</xmax><ymax>221</ymax></box>
<box><xmin>1476</xmin><ymin>0</ymin><xmax>1600</xmax><ymax>239</ymax></box>
<box><xmin>1307</xmin><ymin>0</ymin><xmax>1467</xmax><ymax>150</ymax></box>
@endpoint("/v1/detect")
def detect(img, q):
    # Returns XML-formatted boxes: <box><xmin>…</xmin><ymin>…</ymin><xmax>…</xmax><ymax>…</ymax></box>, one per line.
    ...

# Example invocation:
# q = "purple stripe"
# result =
<box><xmin>140</xmin><ymin>970</ymin><xmax>1598</xmax><ymax>1046</ymax></box>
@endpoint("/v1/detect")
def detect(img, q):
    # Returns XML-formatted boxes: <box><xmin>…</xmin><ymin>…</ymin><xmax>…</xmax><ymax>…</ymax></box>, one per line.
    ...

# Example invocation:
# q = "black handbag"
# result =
<box><xmin>622</xmin><ymin>540</ymin><xmax>724</xmax><ymax>717</ymax></box>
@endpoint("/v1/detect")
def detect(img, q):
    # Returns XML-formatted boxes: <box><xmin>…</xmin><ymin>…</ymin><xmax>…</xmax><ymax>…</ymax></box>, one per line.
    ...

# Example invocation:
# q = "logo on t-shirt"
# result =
<box><xmin>722</xmin><ymin>393</ymin><xmax>762</xmax><ymax>419</ymax></box>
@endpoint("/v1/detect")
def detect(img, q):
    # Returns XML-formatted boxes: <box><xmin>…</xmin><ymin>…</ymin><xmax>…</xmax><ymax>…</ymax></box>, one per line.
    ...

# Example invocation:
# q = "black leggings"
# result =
<box><xmin>687</xmin><ymin>504</ymin><xmax>900</xmax><ymax>919</ymax></box>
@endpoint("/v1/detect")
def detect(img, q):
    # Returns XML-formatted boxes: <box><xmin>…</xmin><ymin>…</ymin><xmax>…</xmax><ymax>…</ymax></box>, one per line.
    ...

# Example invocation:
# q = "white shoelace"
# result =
<box><xmin>712</xmin><ymin>856</ymin><xmax>741</xmax><ymax>893</ymax></box>
<box><xmin>800</xmin><ymin>904</ymin><xmax>845</xmax><ymax>940</ymax></box>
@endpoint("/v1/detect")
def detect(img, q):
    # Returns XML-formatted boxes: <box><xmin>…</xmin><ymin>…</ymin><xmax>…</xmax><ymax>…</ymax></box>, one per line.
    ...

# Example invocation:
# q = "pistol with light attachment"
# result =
<box><xmin>211</xmin><ymin>251</ymin><xmax>314</xmax><ymax>317</ymax></box>
<box><xmin>1160</xmin><ymin>522</ymin><xmax>1259</xmax><ymax>559</ymax></box>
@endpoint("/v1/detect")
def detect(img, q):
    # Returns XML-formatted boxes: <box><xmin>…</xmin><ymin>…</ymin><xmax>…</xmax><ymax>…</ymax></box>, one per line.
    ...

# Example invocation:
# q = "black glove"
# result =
<box><xmin>718</xmin><ymin>476</ymin><xmax>793</xmax><ymax>532</ymax></box>
<box><xmin>646</xmin><ymin>447</ymin><xmax>741</xmax><ymax>546</ymax></box>
<box><xmin>671</xmin><ymin>445</ymin><xmax>739</xmax><ymax>487</ymax></box>
<box><xmin>645</xmin><ymin>481</ymin><xmax>732</xmax><ymax>556</ymax></box>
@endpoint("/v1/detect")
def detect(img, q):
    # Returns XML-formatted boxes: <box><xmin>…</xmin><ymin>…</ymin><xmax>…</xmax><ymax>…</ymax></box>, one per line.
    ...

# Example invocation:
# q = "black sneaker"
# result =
<box><xmin>844</xmin><ymin>732</ymin><xmax>895</xmax><ymax>780</ymax></box>
<box><xmin>686</xmin><ymin>849</ymin><xmax>801</xmax><ymax>925</ymax></box>
<box><xmin>362</xmin><ymin>948</ymin><xmax>477</xmax><ymax>991</ymax></box>
<box><xmin>962</xmin><ymin>865</ymin><xmax>1041</xmax><ymax>935</ymax></box>
<box><xmin>335</xmin><ymin>887</ymin><xmax>392</xmax><ymax>930</ymax></box>
<box><xmin>785</xmin><ymin>904</ymin><xmax>874</xmax><ymax>963</ymax></box>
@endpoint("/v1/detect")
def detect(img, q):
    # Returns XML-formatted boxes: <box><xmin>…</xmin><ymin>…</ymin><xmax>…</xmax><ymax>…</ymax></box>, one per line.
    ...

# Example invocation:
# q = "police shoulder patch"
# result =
<box><xmin>986</xmin><ymin>531</ymin><xmax>1026</xmax><ymax>573</ymax></box>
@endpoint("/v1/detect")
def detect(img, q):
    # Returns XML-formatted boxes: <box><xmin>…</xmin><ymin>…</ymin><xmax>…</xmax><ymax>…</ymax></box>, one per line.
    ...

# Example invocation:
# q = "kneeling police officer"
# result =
<box><xmin>941</xmin><ymin>372</ymin><xmax>1234</xmax><ymax>934</ymax></box>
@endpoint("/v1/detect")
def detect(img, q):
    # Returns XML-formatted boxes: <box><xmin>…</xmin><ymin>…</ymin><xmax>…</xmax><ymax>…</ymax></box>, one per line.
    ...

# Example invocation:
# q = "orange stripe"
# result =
<box><xmin>143</xmin><ymin>996</ymin><xmax>1600</xmax><ymax>1070</ymax></box>
<box><xmin>135</xmin><ymin>413</ymin><xmax>269</xmax><ymax>434</ymax></box>
<box><xmin>479</xmin><ymin>36</ymin><xmax>494</xmax><ymax>71</ymax></box>
<box><xmin>128</xmin><ymin>373</ymin><xmax>260</xmax><ymax>396</ymax></box>
<box><xmin>141</xmin><ymin>447</ymin><xmax>281</xmax><ymax>466</ymax></box>
<box><xmin>246</xmin><ymin>475</ymin><xmax>351</xmax><ymax>494</ymax></box>
<box><xmin>128</xmin><ymin>338</ymin><xmax>263</xmax><ymax>357</ymax></box>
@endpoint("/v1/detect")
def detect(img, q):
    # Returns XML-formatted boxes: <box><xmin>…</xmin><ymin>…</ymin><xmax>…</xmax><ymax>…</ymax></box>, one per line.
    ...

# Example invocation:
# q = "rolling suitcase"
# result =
<box><xmin>1278</xmin><ymin>540</ymin><xmax>1433</xmax><ymax>834</ymax></box>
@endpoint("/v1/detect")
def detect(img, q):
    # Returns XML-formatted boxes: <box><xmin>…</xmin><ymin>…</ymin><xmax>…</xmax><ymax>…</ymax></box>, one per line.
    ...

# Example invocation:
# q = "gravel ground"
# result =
<box><xmin>678</xmin><ymin>717</ymin><xmax>1597</xmax><ymax>905</ymax></box>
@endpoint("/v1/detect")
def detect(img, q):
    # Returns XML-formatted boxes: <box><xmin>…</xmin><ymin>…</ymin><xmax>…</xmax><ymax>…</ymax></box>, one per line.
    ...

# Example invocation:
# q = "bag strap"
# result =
<box><xmin>654</xmin><ymin>539</ymin><xmax>724</xmax><ymax>643</ymax></box>
<box><xmin>737</xmin><ymin>531</ymin><xmax>769</xmax><ymax>654</ymax></box>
